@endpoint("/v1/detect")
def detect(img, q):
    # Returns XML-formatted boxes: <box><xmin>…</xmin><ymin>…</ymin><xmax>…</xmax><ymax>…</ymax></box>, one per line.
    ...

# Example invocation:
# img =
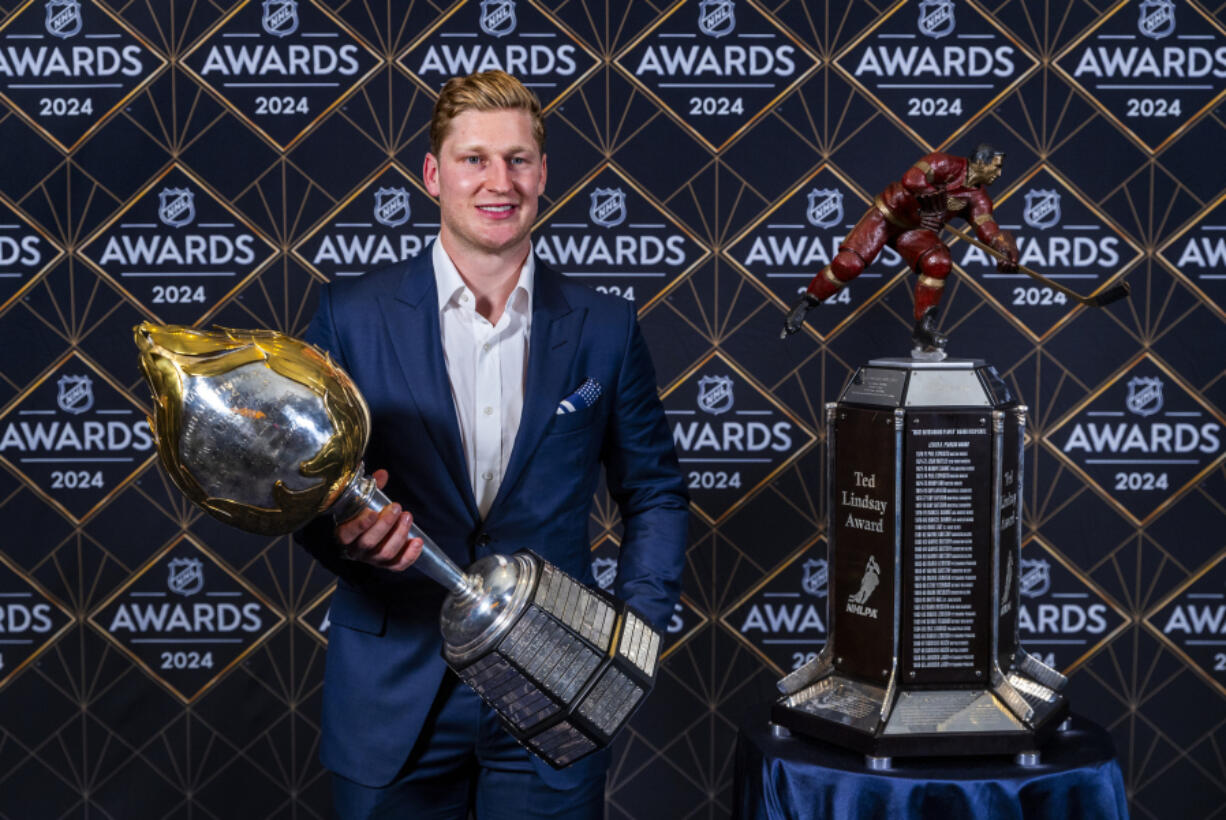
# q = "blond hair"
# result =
<box><xmin>429</xmin><ymin>70</ymin><xmax>545</xmax><ymax>154</ymax></box>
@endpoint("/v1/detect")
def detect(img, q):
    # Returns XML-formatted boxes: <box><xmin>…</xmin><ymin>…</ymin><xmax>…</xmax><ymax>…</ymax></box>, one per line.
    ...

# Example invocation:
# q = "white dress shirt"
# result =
<box><xmin>433</xmin><ymin>238</ymin><xmax>534</xmax><ymax>518</ymax></box>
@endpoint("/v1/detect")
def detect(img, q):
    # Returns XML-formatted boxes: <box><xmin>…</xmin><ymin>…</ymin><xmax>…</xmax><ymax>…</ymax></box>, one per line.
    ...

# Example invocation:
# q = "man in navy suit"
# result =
<box><xmin>297</xmin><ymin>70</ymin><xmax>689</xmax><ymax>819</ymax></box>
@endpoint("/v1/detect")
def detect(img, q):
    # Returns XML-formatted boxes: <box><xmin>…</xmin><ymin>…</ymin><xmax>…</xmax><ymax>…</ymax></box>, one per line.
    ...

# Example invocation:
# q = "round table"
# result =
<box><xmin>734</xmin><ymin>713</ymin><xmax>1128</xmax><ymax>820</ymax></box>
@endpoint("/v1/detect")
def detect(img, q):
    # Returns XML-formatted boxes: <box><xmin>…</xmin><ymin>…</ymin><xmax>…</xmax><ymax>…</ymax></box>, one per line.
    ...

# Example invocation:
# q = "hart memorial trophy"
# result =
<box><xmin>134</xmin><ymin>322</ymin><xmax>660</xmax><ymax>769</ymax></box>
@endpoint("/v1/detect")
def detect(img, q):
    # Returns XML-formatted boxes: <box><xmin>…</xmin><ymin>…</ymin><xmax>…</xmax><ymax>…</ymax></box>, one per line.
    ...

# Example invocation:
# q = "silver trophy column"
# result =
<box><xmin>772</xmin><ymin>358</ymin><xmax>1068</xmax><ymax>759</ymax></box>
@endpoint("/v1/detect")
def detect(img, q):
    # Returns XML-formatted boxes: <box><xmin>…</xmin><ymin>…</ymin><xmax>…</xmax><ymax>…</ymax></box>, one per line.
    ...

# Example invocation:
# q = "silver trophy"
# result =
<box><xmin>134</xmin><ymin>322</ymin><xmax>660</xmax><ymax>768</ymax></box>
<box><xmin>771</xmin><ymin>358</ymin><xmax>1068</xmax><ymax>765</ymax></box>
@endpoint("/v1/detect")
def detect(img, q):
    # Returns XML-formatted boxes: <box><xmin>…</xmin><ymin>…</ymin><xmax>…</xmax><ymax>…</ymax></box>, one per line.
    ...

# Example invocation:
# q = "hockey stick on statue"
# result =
<box><xmin>943</xmin><ymin>223</ymin><xmax>1130</xmax><ymax>308</ymax></box>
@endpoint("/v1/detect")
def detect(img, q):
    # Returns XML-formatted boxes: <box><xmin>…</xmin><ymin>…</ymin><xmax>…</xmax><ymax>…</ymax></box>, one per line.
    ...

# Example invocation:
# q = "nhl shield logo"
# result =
<box><xmin>917</xmin><ymin>0</ymin><xmax>955</xmax><ymax>38</ymax></box>
<box><xmin>1019</xmin><ymin>558</ymin><xmax>1051</xmax><ymax>599</ymax></box>
<box><xmin>805</xmin><ymin>188</ymin><xmax>843</xmax><ymax>229</ymax></box>
<box><xmin>1023</xmin><ymin>189</ymin><xmax>1061</xmax><ymax>230</ymax></box>
<box><xmin>45</xmin><ymin>0</ymin><xmax>82</xmax><ymax>39</ymax></box>
<box><xmin>1138</xmin><ymin>0</ymin><xmax>1176</xmax><ymax>39</ymax></box>
<box><xmin>56</xmin><ymin>374</ymin><xmax>93</xmax><ymax>415</ymax></box>
<box><xmin>167</xmin><ymin>558</ymin><xmax>204</xmax><ymax>597</ymax></box>
<box><xmin>591</xmin><ymin>557</ymin><xmax>618</xmax><ymax>591</ymax></box>
<box><xmin>697</xmin><ymin>375</ymin><xmax>734</xmax><ymax>415</ymax></box>
<box><xmin>698</xmin><ymin>0</ymin><xmax>735</xmax><ymax>38</ymax></box>
<box><xmin>589</xmin><ymin>188</ymin><xmax>626</xmax><ymax>228</ymax></box>
<box><xmin>480</xmin><ymin>0</ymin><xmax>517</xmax><ymax>37</ymax></box>
<box><xmin>373</xmin><ymin>187</ymin><xmax>411</xmax><ymax>228</ymax></box>
<box><xmin>262</xmin><ymin>0</ymin><xmax>299</xmax><ymax>38</ymax></box>
<box><xmin>1125</xmin><ymin>376</ymin><xmax>1163</xmax><ymax>417</ymax></box>
<box><xmin>158</xmin><ymin>188</ymin><xmax>195</xmax><ymax>228</ymax></box>
<box><xmin>801</xmin><ymin>559</ymin><xmax>828</xmax><ymax>597</ymax></box>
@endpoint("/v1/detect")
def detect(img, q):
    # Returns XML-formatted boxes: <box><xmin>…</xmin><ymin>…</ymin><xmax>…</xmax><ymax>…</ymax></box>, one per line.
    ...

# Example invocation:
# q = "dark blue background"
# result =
<box><xmin>0</xmin><ymin>1</ymin><xmax>1222</xmax><ymax>818</ymax></box>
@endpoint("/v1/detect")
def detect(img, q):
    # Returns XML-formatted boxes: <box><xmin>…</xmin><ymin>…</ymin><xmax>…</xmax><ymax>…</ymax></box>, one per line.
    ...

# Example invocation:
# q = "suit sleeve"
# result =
<box><xmin>602</xmin><ymin>305</ymin><xmax>690</xmax><ymax>633</ymax></box>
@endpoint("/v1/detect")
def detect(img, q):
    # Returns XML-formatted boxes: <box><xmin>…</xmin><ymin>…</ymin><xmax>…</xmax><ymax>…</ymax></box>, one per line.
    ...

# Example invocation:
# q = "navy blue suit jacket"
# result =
<box><xmin>297</xmin><ymin>251</ymin><xmax>688</xmax><ymax>789</ymax></box>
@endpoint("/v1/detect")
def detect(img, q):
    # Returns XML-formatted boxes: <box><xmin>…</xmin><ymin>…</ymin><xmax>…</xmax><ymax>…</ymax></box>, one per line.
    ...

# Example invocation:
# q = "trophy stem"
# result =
<box><xmin>333</xmin><ymin>470</ymin><xmax>476</xmax><ymax>598</ymax></box>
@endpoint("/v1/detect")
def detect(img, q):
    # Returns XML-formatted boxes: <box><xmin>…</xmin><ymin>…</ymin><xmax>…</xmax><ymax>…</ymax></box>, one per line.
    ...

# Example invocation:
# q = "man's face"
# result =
<box><xmin>423</xmin><ymin>108</ymin><xmax>546</xmax><ymax>260</ymax></box>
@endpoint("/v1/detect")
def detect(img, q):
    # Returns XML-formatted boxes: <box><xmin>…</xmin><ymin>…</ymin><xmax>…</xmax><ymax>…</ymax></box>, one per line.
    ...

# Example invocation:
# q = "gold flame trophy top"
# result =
<box><xmin>133</xmin><ymin>322</ymin><xmax>370</xmax><ymax>535</ymax></box>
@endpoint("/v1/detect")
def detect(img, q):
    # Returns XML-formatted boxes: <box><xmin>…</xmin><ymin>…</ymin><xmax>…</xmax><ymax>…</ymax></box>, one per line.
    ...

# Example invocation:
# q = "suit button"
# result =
<box><xmin>475</xmin><ymin>532</ymin><xmax>492</xmax><ymax>547</ymax></box>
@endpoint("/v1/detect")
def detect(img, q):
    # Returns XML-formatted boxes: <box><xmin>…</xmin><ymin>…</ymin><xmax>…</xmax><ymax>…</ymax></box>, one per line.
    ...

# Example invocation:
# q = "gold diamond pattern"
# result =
<box><xmin>0</xmin><ymin>0</ymin><xmax>167</xmax><ymax>152</ymax></box>
<box><xmin>833</xmin><ymin>0</ymin><xmax>1039</xmax><ymax>150</ymax></box>
<box><xmin>1054</xmin><ymin>0</ymin><xmax>1226</xmax><ymax>153</ymax></box>
<box><xmin>86</xmin><ymin>534</ymin><xmax>286</xmax><ymax>703</ymax></box>
<box><xmin>180</xmin><ymin>0</ymin><xmax>382</xmax><ymax>151</ymax></box>
<box><xmin>0</xmin><ymin>0</ymin><xmax>1221</xmax><ymax>816</ymax></box>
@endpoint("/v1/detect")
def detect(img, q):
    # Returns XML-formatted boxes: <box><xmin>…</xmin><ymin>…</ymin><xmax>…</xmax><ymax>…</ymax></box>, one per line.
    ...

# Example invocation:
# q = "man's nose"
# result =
<box><xmin>485</xmin><ymin>159</ymin><xmax>512</xmax><ymax>191</ymax></box>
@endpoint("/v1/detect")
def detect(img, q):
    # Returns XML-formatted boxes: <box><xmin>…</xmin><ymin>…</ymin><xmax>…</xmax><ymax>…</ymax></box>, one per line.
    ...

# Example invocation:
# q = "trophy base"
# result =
<box><xmin>443</xmin><ymin>551</ymin><xmax>661</xmax><ymax>769</ymax></box>
<box><xmin>771</xmin><ymin>669</ymin><xmax>1070</xmax><ymax>757</ymax></box>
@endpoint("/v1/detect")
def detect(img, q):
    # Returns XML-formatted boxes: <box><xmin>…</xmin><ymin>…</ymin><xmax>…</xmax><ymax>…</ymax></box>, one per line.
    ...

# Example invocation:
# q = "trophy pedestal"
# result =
<box><xmin>444</xmin><ymin>551</ymin><xmax>661</xmax><ymax>769</ymax></box>
<box><xmin>772</xmin><ymin>358</ymin><xmax>1068</xmax><ymax>757</ymax></box>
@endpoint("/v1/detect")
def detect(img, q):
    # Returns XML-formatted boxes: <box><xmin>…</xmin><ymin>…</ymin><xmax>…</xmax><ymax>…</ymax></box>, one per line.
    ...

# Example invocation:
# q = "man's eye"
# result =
<box><xmin>464</xmin><ymin>156</ymin><xmax>480</xmax><ymax>165</ymax></box>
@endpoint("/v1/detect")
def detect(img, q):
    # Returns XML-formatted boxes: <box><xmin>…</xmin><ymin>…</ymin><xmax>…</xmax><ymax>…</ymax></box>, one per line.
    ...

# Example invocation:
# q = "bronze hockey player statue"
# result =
<box><xmin>781</xmin><ymin>144</ymin><xmax>1018</xmax><ymax>354</ymax></box>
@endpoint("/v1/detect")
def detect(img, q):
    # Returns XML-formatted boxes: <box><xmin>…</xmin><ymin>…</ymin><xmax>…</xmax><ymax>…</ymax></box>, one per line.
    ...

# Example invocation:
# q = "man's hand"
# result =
<box><xmin>335</xmin><ymin>469</ymin><xmax>424</xmax><ymax>571</ymax></box>
<box><xmin>991</xmin><ymin>230</ymin><xmax>1019</xmax><ymax>273</ymax></box>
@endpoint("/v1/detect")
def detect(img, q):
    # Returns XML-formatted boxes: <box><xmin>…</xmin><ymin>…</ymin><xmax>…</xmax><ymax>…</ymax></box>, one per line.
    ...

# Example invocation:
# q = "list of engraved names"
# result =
<box><xmin>911</xmin><ymin>425</ymin><xmax>986</xmax><ymax>670</ymax></box>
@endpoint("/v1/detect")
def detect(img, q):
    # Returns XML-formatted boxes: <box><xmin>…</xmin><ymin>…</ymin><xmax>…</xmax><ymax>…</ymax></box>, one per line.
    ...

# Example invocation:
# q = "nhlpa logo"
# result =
<box><xmin>1138</xmin><ymin>0</ymin><xmax>1175</xmax><ymax>40</ymax></box>
<box><xmin>157</xmin><ymin>188</ymin><xmax>196</xmax><ymax>228</ymax></box>
<box><xmin>1001</xmin><ymin>551</ymin><xmax>1014</xmax><ymax>602</ymax></box>
<box><xmin>698</xmin><ymin>0</ymin><xmax>736</xmax><ymax>38</ymax></box>
<box><xmin>262</xmin><ymin>0</ymin><xmax>299</xmax><ymax>38</ymax></box>
<box><xmin>480</xmin><ymin>0</ymin><xmax>517</xmax><ymax>37</ymax></box>
<box><xmin>806</xmin><ymin>189</ymin><xmax>843</xmax><ymax>229</ymax></box>
<box><xmin>591</xmin><ymin>557</ymin><xmax>617</xmax><ymax>591</ymax></box>
<box><xmin>848</xmin><ymin>555</ymin><xmax>880</xmax><ymax>605</ymax></box>
<box><xmin>917</xmin><ymin>0</ymin><xmax>956</xmax><ymax>39</ymax></box>
<box><xmin>697</xmin><ymin>375</ymin><xmax>734</xmax><ymax>415</ymax></box>
<box><xmin>167</xmin><ymin>557</ymin><xmax>204</xmax><ymax>597</ymax></box>
<box><xmin>1019</xmin><ymin>558</ymin><xmax>1051</xmax><ymax>599</ymax></box>
<box><xmin>1023</xmin><ymin>189</ymin><xmax>1061</xmax><ymax>230</ymax></box>
<box><xmin>589</xmin><ymin>188</ymin><xmax>627</xmax><ymax>228</ymax></box>
<box><xmin>56</xmin><ymin>374</ymin><xmax>93</xmax><ymax>415</ymax></box>
<box><xmin>45</xmin><ymin>0</ymin><xmax>82</xmax><ymax>39</ymax></box>
<box><xmin>1126</xmin><ymin>376</ymin><xmax>1163</xmax><ymax>417</ymax></box>
<box><xmin>373</xmin><ymin>187</ymin><xmax>411</xmax><ymax>228</ymax></box>
<box><xmin>801</xmin><ymin>559</ymin><xmax>828</xmax><ymax>597</ymax></box>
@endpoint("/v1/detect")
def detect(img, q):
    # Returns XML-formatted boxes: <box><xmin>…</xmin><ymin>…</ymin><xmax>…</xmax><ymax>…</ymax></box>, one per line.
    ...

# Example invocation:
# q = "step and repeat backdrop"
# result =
<box><xmin>0</xmin><ymin>0</ymin><xmax>1223</xmax><ymax>817</ymax></box>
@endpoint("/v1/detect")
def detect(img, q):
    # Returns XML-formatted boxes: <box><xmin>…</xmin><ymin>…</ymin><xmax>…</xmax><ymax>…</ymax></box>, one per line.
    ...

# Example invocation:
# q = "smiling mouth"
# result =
<box><xmin>477</xmin><ymin>204</ymin><xmax>515</xmax><ymax>215</ymax></box>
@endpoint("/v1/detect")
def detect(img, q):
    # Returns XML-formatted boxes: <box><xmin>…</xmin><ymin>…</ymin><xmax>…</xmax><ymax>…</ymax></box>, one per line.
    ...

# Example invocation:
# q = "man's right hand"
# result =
<box><xmin>335</xmin><ymin>469</ymin><xmax>424</xmax><ymax>572</ymax></box>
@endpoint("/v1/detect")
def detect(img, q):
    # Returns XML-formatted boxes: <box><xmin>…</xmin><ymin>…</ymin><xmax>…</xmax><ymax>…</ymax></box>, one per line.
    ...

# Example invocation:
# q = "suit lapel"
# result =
<box><xmin>378</xmin><ymin>253</ymin><xmax>479</xmax><ymax>521</ymax></box>
<box><xmin>487</xmin><ymin>265</ymin><xmax>585</xmax><ymax>521</ymax></box>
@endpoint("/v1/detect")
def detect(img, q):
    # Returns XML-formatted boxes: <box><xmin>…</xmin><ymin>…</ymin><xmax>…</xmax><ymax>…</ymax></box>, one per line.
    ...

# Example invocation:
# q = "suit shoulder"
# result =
<box><xmin>322</xmin><ymin>257</ymin><xmax>423</xmax><ymax>306</ymax></box>
<box><xmin>541</xmin><ymin>265</ymin><xmax>636</xmax><ymax>322</ymax></box>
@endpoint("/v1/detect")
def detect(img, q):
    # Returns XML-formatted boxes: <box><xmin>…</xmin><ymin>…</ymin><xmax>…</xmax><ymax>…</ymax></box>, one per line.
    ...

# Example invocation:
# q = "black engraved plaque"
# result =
<box><xmin>903</xmin><ymin>411</ymin><xmax>993</xmax><ymax>685</ymax></box>
<box><xmin>831</xmin><ymin>406</ymin><xmax>896</xmax><ymax>683</ymax></box>
<box><xmin>995</xmin><ymin>408</ymin><xmax>1023</xmax><ymax>670</ymax></box>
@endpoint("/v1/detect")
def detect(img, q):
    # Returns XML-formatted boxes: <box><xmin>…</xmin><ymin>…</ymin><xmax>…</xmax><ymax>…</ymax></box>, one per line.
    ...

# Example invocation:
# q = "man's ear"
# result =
<box><xmin>423</xmin><ymin>152</ymin><xmax>441</xmax><ymax>197</ymax></box>
<box><xmin>538</xmin><ymin>153</ymin><xmax>547</xmax><ymax>196</ymax></box>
